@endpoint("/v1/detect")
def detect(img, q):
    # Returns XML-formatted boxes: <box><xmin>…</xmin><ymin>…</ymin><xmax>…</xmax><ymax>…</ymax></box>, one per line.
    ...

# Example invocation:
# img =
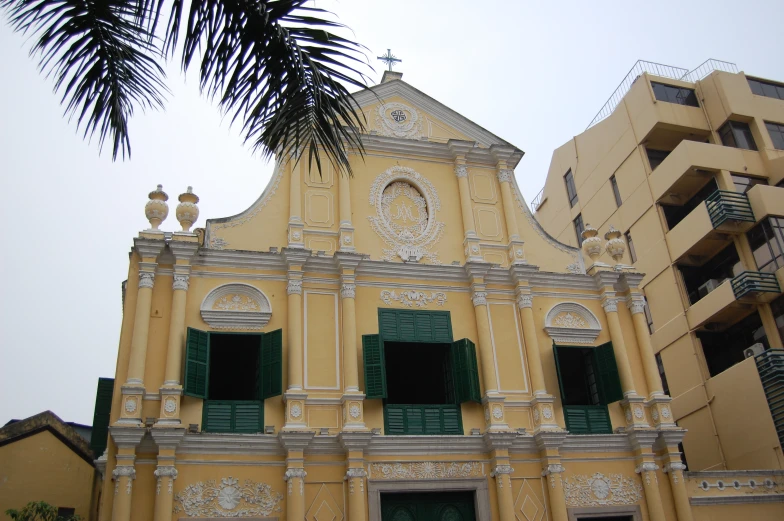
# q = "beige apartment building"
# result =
<box><xmin>534</xmin><ymin>60</ymin><xmax>784</xmax><ymax>472</ymax></box>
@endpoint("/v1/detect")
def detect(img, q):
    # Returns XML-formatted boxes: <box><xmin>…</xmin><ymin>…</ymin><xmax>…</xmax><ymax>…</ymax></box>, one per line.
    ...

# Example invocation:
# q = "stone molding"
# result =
<box><xmin>138</xmin><ymin>271</ymin><xmax>155</xmax><ymax>289</ymax></box>
<box><xmin>172</xmin><ymin>274</ymin><xmax>190</xmax><ymax>291</ymax></box>
<box><xmin>496</xmin><ymin>169</ymin><xmax>514</xmax><ymax>183</ymax></box>
<box><xmin>544</xmin><ymin>302</ymin><xmax>602</xmax><ymax>344</ymax></box>
<box><xmin>200</xmin><ymin>283</ymin><xmax>272</xmax><ymax>330</ymax></box>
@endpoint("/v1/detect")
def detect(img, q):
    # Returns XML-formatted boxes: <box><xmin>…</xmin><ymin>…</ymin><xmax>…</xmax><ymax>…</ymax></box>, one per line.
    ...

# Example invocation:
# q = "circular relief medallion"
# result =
<box><xmin>290</xmin><ymin>404</ymin><xmax>302</xmax><ymax>419</ymax></box>
<box><xmin>376</xmin><ymin>102</ymin><xmax>422</xmax><ymax>139</ymax></box>
<box><xmin>164</xmin><ymin>398</ymin><xmax>177</xmax><ymax>414</ymax></box>
<box><xmin>390</xmin><ymin>109</ymin><xmax>407</xmax><ymax>122</ymax></box>
<box><xmin>634</xmin><ymin>406</ymin><xmax>644</xmax><ymax>419</ymax></box>
<box><xmin>349</xmin><ymin>404</ymin><xmax>361</xmax><ymax>419</ymax></box>
<box><xmin>218</xmin><ymin>484</ymin><xmax>241</xmax><ymax>510</ymax></box>
<box><xmin>492</xmin><ymin>406</ymin><xmax>503</xmax><ymax>420</ymax></box>
<box><xmin>625</xmin><ymin>408</ymin><xmax>632</xmax><ymax>423</ymax></box>
<box><xmin>125</xmin><ymin>397</ymin><xmax>137</xmax><ymax>414</ymax></box>
<box><xmin>661</xmin><ymin>406</ymin><xmax>671</xmax><ymax>418</ymax></box>
<box><xmin>590</xmin><ymin>475</ymin><xmax>611</xmax><ymax>500</ymax></box>
<box><xmin>542</xmin><ymin>406</ymin><xmax>553</xmax><ymax>419</ymax></box>
<box><xmin>533</xmin><ymin>409</ymin><xmax>540</xmax><ymax>423</ymax></box>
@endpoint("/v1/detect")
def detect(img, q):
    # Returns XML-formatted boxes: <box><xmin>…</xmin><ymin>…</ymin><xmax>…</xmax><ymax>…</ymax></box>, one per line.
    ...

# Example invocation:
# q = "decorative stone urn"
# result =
<box><xmin>604</xmin><ymin>225</ymin><xmax>626</xmax><ymax>264</ymax></box>
<box><xmin>581</xmin><ymin>223</ymin><xmax>603</xmax><ymax>262</ymax></box>
<box><xmin>144</xmin><ymin>184</ymin><xmax>169</xmax><ymax>231</ymax></box>
<box><xmin>176</xmin><ymin>186</ymin><xmax>200</xmax><ymax>232</ymax></box>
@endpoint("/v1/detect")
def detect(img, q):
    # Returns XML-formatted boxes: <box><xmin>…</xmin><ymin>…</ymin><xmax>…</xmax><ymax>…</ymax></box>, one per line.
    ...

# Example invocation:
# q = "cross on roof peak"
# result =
<box><xmin>377</xmin><ymin>49</ymin><xmax>402</xmax><ymax>71</ymax></box>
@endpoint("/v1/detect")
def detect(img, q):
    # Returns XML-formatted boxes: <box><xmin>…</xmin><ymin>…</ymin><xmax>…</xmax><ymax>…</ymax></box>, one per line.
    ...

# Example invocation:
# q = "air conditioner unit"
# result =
<box><xmin>744</xmin><ymin>343</ymin><xmax>765</xmax><ymax>359</ymax></box>
<box><xmin>698</xmin><ymin>279</ymin><xmax>721</xmax><ymax>298</ymax></box>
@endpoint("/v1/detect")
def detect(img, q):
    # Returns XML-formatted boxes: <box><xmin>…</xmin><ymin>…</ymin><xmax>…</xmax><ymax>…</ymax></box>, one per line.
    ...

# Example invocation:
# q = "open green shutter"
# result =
<box><xmin>593</xmin><ymin>341</ymin><xmax>624</xmax><ymax>404</ymax></box>
<box><xmin>451</xmin><ymin>338</ymin><xmax>481</xmax><ymax>403</ymax></box>
<box><xmin>552</xmin><ymin>343</ymin><xmax>570</xmax><ymax>404</ymax></box>
<box><xmin>362</xmin><ymin>334</ymin><xmax>387</xmax><ymax>399</ymax></box>
<box><xmin>184</xmin><ymin>328</ymin><xmax>210</xmax><ymax>398</ymax></box>
<box><xmin>378</xmin><ymin>309</ymin><xmax>453</xmax><ymax>343</ymax></box>
<box><xmin>259</xmin><ymin>329</ymin><xmax>283</xmax><ymax>399</ymax></box>
<box><xmin>90</xmin><ymin>378</ymin><xmax>114</xmax><ymax>457</ymax></box>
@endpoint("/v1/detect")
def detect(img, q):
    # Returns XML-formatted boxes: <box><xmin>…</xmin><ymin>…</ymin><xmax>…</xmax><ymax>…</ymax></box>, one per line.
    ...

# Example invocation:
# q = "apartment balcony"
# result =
<box><xmin>652</xmin><ymin>141</ymin><xmax>766</xmax><ymax>204</ymax></box>
<box><xmin>667</xmin><ymin>191</ymin><xmax>756</xmax><ymax>264</ymax></box>
<box><xmin>747</xmin><ymin>184</ymin><xmax>784</xmax><ymax>222</ymax></box>
<box><xmin>755</xmin><ymin>350</ymin><xmax>784</xmax><ymax>449</ymax></box>
<box><xmin>687</xmin><ymin>272</ymin><xmax>781</xmax><ymax>330</ymax></box>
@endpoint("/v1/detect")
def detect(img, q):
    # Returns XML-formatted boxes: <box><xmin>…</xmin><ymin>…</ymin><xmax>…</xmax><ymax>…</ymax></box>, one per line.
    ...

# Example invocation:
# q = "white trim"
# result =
<box><xmin>303</xmin><ymin>290</ymin><xmax>341</xmax><ymax>391</ymax></box>
<box><xmin>199</xmin><ymin>283</ymin><xmax>272</xmax><ymax>330</ymax></box>
<box><xmin>368</xmin><ymin>478</ymin><xmax>491</xmax><ymax>521</ymax></box>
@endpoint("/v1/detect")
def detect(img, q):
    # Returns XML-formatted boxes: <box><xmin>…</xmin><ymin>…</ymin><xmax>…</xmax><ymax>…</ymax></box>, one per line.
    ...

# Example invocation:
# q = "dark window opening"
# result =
<box><xmin>644</xmin><ymin>298</ymin><xmax>655</xmax><ymax>334</ymax></box>
<box><xmin>558</xmin><ymin>347</ymin><xmax>600</xmax><ymax>406</ymax></box>
<box><xmin>611</xmin><ymin>175</ymin><xmax>622</xmax><ymax>207</ymax></box>
<box><xmin>646</xmin><ymin>148</ymin><xmax>671</xmax><ymax>171</ymax></box>
<box><xmin>209</xmin><ymin>333</ymin><xmax>260</xmax><ymax>400</ymax></box>
<box><xmin>765</xmin><ymin>121</ymin><xmax>784</xmax><ymax>150</ymax></box>
<box><xmin>748</xmin><ymin>78</ymin><xmax>784</xmax><ymax>101</ymax></box>
<box><xmin>565</xmin><ymin>169</ymin><xmax>578</xmax><ymax>207</ymax></box>
<box><xmin>747</xmin><ymin>217</ymin><xmax>784</xmax><ymax>273</ymax></box>
<box><xmin>655</xmin><ymin>353</ymin><xmax>670</xmax><ymax>395</ymax></box>
<box><xmin>678</xmin><ymin>442</ymin><xmax>689</xmax><ymax>471</ymax></box>
<box><xmin>770</xmin><ymin>294</ymin><xmax>784</xmax><ymax>347</ymax></box>
<box><xmin>698</xmin><ymin>311</ymin><xmax>768</xmax><ymax>377</ymax></box>
<box><xmin>384</xmin><ymin>342</ymin><xmax>452</xmax><ymax>405</ymax></box>
<box><xmin>732</xmin><ymin>173</ymin><xmax>767</xmax><ymax>193</ymax></box>
<box><xmin>625</xmin><ymin>231</ymin><xmax>637</xmax><ymax>263</ymax></box>
<box><xmin>651</xmin><ymin>81</ymin><xmax>699</xmax><ymax>107</ymax></box>
<box><xmin>661</xmin><ymin>178</ymin><xmax>719</xmax><ymax>230</ymax></box>
<box><xmin>678</xmin><ymin>243</ymin><xmax>743</xmax><ymax>305</ymax></box>
<box><xmin>381</xmin><ymin>491</ymin><xmax>476</xmax><ymax>521</ymax></box>
<box><xmin>719</xmin><ymin>121</ymin><xmax>758</xmax><ymax>151</ymax></box>
<box><xmin>57</xmin><ymin>508</ymin><xmax>76</xmax><ymax>519</ymax></box>
<box><xmin>580</xmin><ymin>517</ymin><xmax>633</xmax><ymax>521</ymax></box>
<box><xmin>574</xmin><ymin>214</ymin><xmax>585</xmax><ymax>246</ymax></box>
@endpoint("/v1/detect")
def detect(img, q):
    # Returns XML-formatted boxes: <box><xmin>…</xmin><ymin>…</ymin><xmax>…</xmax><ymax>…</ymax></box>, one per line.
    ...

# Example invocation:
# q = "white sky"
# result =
<box><xmin>1</xmin><ymin>0</ymin><xmax>783</xmax><ymax>425</ymax></box>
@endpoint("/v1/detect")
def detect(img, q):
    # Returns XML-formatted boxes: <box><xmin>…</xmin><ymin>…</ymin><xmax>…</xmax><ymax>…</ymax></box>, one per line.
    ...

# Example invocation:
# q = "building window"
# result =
<box><xmin>574</xmin><ymin>214</ymin><xmax>585</xmax><ymax>246</ymax></box>
<box><xmin>625</xmin><ymin>231</ymin><xmax>637</xmax><ymax>263</ymax></box>
<box><xmin>661</xmin><ymin>178</ymin><xmax>719</xmax><ymax>230</ymax></box>
<box><xmin>644</xmin><ymin>297</ymin><xmax>655</xmax><ymax>334</ymax></box>
<box><xmin>731</xmin><ymin>173</ymin><xmax>767</xmax><ymax>193</ymax></box>
<box><xmin>718</xmin><ymin>120</ymin><xmax>758</xmax><ymax>151</ymax></box>
<box><xmin>770</xmin><ymin>294</ymin><xmax>784</xmax><ymax>347</ymax></box>
<box><xmin>184</xmin><ymin>328</ymin><xmax>283</xmax><ymax>433</ymax></box>
<box><xmin>553</xmin><ymin>343</ymin><xmax>623</xmax><ymax>434</ymax></box>
<box><xmin>646</xmin><ymin>148</ymin><xmax>671</xmax><ymax>171</ymax></box>
<box><xmin>57</xmin><ymin>508</ymin><xmax>76</xmax><ymax>519</ymax></box>
<box><xmin>655</xmin><ymin>353</ymin><xmax>670</xmax><ymax>395</ymax></box>
<box><xmin>698</xmin><ymin>311</ymin><xmax>768</xmax><ymax>377</ymax></box>
<box><xmin>765</xmin><ymin>121</ymin><xmax>784</xmax><ymax>150</ymax></box>
<box><xmin>564</xmin><ymin>169</ymin><xmax>578</xmax><ymax>207</ymax></box>
<box><xmin>651</xmin><ymin>81</ymin><xmax>699</xmax><ymax>107</ymax></box>
<box><xmin>611</xmin><ymin>175</ymin><xmax>622</xmax><ymax>207</ymax></box>
<box><xmin>748</xmin><ymin>77</ymin><xmax>784</xmax><ymax>101</ymax></box>
<box><xmin>365</xmin><ymin>309</ymin><xmax>480</xmax><ymax>435</ymax></box>
<box><xmin>678</xmin><ymin>243</ymin><xmax>744</xmax><ymax>305</ymax></box>
<box><xmin>747</xmin><ymin>217</ymin><xmax>784</xmax><ymax>273</ymax></box>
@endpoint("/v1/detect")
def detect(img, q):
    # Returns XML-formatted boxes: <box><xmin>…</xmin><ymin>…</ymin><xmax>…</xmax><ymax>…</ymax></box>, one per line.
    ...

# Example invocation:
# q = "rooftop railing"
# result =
<box><xmin>531</xmin><ymin>187</ymin><xmax>545</xmax><ymax>211</ymax></box>
<box><xmin>731</xmin><ymin>271</ymin><xmax>781</xmax><ymax>299</ymax></box>
<box><xmin>586</xmin><ymin>59</ymin><xmax>738</xmax><ymax>129</ymax></box>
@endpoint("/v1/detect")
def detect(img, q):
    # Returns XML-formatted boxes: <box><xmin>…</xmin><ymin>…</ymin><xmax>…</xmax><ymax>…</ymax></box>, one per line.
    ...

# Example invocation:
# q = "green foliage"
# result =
<box><xmin>6</xmin><ymin>501</ymin><xmax>80</xmax><ymax>521</ymax></box>
<box><xmin>1</xmin><ymin>0</ymin><xmax>371</xmax><ymax>175</ymax></box>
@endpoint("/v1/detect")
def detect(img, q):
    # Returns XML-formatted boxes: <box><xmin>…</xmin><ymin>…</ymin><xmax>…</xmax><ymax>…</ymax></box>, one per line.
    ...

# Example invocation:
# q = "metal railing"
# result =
<box><xmin>705</xmin><ymin>190</ymin><xmax>755</xmax><ymax>228</ymax></box>
<box><xmin>755</xmin><ymin>350</ymin><xmax>784</xmax><ymax>447</ymax></box>
<box><xmin>586</xmin><ymin>59</ymin><xmax>739</xmax><ymax>129</ymax></box>
<box><xmin>731</xmin><ymin>271</ymin><xmax>781</xmax><ymax>299</ymax></box>
<box><xmin>530</xmin><ymin>187</ymin><xmax>545</xmax><ymax>211</ymax></box>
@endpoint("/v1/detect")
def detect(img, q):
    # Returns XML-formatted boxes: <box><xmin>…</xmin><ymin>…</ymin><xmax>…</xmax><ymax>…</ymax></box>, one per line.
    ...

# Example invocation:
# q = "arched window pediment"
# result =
<box><xmin>200</xmin><ymin>283</ymin><xmax>272</xmax><ymax>330</ymax></box>
<box><xmin>544</xmin><ymin>302</ymin><xmax>601</xmax><ymax>344</ymax></box>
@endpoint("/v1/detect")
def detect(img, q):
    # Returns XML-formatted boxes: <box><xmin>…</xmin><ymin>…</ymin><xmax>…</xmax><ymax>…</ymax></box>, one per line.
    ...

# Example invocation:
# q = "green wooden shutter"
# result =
<box><xmin>441</xmin><ymin>405</ymin><xmax>463</xmax><ymax>434</ymax></box>
<box><xmin>234</xmin><ymin>402</ymin><xmax>263</xmax><ymax>433</ymax></box>
<box><xmin>593</xmin><ymin>342</ymin><xmax>624</xmax><ymax>404</ymax></box>
<box><xmin>384</xmin><ymin>405</ymin><xmax>406</xmax><ymax>434</ymax></box>
<box><xmin>90</xmin><ymin>378</ymin><xmax>114</xmax><ymax>457</ymax></box>
<box><xmin>378</xmin><ymin>309</ymin><xmax>453</xmax><ymax>343</ymax></box>
<box><xmin>184</xmin><ymin>328</ymin><xmax>210</xmax><ymax>398</ymax></box>
<box><xmin>552</xmin><ymin>343</ymin><xmax>570</xmax><ymax>404</ymax></box>
<box><xmin>451</xmin><ymin>339</ymin><xmax>481</xmax><ymax>403</ymax></box>
<box><xmin>202</xmin><ymin>401</ymin><xmax>232</xmax><ymax>432</ymax></box>
<box><xmin>259</xmin><ymin>329</ymin><xmax>283</xmax><ymax>399</ymax></box>
<box><xmin>363</xmin><ymin>334</ymin><xmax>387</xmax><ymax>399</ymax></box>
<box><xmin>563</xmin><ymin>406</ymin><xmax>590</xmax><ymax>434</ymax></box>
<box><xmin>585</xmin><ymin>406</ymin><xmax>612</xmax><ymax>434</ymax></box>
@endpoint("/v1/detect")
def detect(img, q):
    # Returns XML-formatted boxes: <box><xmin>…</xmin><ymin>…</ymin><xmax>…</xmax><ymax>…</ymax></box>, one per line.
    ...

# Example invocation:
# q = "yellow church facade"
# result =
<box><xmin>97</xmin><ymin>70</ymin><xmax>783</xmax><ymax>521</ymax></box>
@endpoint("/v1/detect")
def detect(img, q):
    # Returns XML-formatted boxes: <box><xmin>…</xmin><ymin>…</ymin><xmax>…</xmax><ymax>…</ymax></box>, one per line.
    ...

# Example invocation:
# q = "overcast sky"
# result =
<box><xmin>1</xmin><ymin>0</ymin><xmax>783</xmax><ymax>426</ymax></box>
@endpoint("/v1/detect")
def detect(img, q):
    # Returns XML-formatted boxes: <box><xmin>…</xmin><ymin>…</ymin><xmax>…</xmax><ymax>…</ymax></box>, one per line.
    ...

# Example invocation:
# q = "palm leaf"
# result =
<box><xmin>2</xmin><ymin>0</ymin><xmax>168</xmax><ymax>160</ymax></box>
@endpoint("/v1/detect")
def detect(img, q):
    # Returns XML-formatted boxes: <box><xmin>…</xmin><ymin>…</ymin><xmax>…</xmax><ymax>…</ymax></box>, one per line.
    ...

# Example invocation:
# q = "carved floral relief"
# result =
<box><xmin>173</xmin><ymin>477</ymin><xmax>283</xmax><ymax>518</ymax></box>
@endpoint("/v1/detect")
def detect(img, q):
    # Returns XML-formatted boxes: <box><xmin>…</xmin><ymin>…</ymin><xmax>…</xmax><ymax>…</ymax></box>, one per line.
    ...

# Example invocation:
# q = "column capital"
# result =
<box><xmin>491</xmin><ymin>464</ymin><xmax>514</xmax><ymax>477</ymax></box>
<box><xmin>517</xmin><ymin>293</ymin><xmax>533</xmax><ymax>309</ymax></box>
<box><xmin>635</xmin><ymin>462</ymin><xmax>659</xmax><ymax>474</ymax></box>
<box><xmin>455</xmin><ymin>164</ymin><xmax>468</xmax><ymax>178</ymax></box>
<box><xmin>472</xmin><ymin>291</ymin><xmax>488</xmax><ymax>307</ymax></box>
<box><xmin>284</xmin><ymin>468</ymin><xmax>308</xmax><ymax>480</ymax></box>
<box><xmin>662</xmin><ymin>462</ymin><xmax>687</xmax><ymax>474</ymax></box>
<box><xmin>138</xmin><ymin>271</ymin><xmax>155</xmax><ymax>289</ymax></box>
<box><xmin>341</xmin><ymin>283</ymin><xmax>356</xmax><ymax>299</ymax></box>
<box><xmin>602</xmin><ymin>297</ymin><xmax>618</xmax><ymax>313</ymax></box>
<box><xmin>345</xmin><ymin>467</ymin><xmax>368</xmax><ymax>479</ymax></box>
<box><xmin>541</xmin><ymin>463</ymin><xmax>565</xmax><ymax>476</ymax></box>
<box><xmin>172</xmin><ymin>274</ymin><xmax>190</xmax><ymax>291</ymax></box>
<box><xmin>287</xmin><ymin>279</ymin><xmax>303</xmax><ymax>295</ymax></box>
<box><xmin>627</xmin><ymin>296</ymin><xmax>646</xmax><ymax>315</ymax></box>
<box><xmin>497</xmin><ymin>169</ymin><xmax>514</xmax><ymax>184</ymax></box>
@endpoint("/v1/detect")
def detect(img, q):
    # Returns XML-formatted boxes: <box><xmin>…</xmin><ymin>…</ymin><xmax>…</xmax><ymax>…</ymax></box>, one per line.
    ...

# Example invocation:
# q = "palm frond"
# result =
<box><xmin>1</xmin><ymin>0</ymin><xmax>168</xmax><ymax>159</ymax></box>
<box><xmin>172</xmin><ymin>0</ymin><xmax>372</xmax><ymax>175</ymax></box>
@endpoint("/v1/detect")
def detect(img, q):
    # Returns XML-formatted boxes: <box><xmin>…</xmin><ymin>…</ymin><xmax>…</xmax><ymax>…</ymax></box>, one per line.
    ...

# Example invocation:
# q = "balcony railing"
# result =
<box><xmin>731</xmin><ymin>271</ymin><xmax>781</xmax><ymax>299</ymax></box>
<box><xmin>587</xmin><ymin>59</ymin><xmax>738</xmax><ymax>129</ymax></box>
<box><xmin>384</xmin><ymin>404</ymin><xmax>463</xmax><ymax>435</ymax></box>
<box><xmin>755</xmin><ymin>350</ymin><xmax>784</xmax><ymax>448</ymax></box>
<box><xmin>705</xmin><ymin>190</ymin><xmax>755</xmax><ymax>228</ymax></box>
